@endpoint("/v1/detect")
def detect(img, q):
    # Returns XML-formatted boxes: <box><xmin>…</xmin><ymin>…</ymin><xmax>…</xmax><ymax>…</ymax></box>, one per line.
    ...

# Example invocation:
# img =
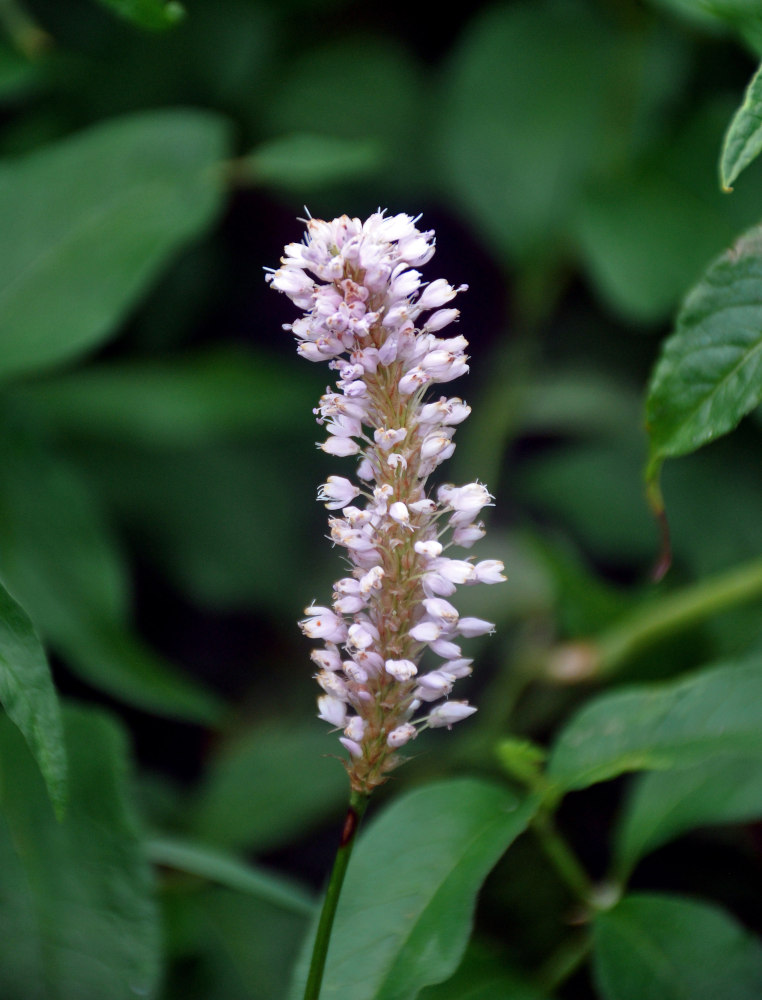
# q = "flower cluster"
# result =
<box><xmin>267</xmin><ymin>212</ymin><xmax>505</xmax><ymax>794</ymax></box>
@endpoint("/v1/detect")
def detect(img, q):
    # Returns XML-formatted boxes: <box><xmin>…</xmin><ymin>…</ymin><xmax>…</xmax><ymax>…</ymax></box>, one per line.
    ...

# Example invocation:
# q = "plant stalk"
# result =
<box><xmin>596</xmin><ymin>555</ymin><xmax>762</xmax><ymax>677</ymax></box>
<box><xmin>532</xmin><ymin>810</ymin><xmax>594</xmax><ymax>906</ymax></box>
<box><xmin>303</xmin><ymin>789</ymin><xmax>369</xmax><ymax>1000</ymax></box>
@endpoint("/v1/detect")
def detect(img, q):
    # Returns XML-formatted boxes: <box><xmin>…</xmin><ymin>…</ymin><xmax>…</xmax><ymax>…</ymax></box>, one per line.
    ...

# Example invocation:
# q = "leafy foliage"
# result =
<box><xmin>0</xmin><ymin>0</ymin><xmax>761</xmax><ymax>998</ymax></box>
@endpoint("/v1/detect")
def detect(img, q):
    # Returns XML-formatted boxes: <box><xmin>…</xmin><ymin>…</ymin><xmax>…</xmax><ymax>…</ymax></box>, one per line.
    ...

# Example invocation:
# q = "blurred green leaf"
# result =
<box><xmin>0</xmin><ymin>435</ymin><xmax>222</xmax><ymax>723</ymax></box>
<box><xmin>0</xmin><ymin>580</ymin><xmax>66</xmax><ymax>817</ymax></box>
<box><xmin>75</xmin><ymin>437</ymin><xmax>325</xmax><ymax>613</ymax></box>
<box><xmin>576</xmin><ymin>102</ymin><xmax>762</xmax><ymax>322</ymax></box>
<box><xmin>0</xmin><ymin>109</ymin><xmax>229</xmax><ymax>380</ymax></box>
<box><xmin>168</xmin><ymin>887</ymin><xmax>308</xmax><ymax>1000</ymax></box>
<box><xmin>0</xmin><ymin>43</ymin><xmax>40</xmax><ymax>101</ymax></box>
<box><xmin>263</xmin><ymin>36</ymin><xmax>424</xmax><ymax>195</ymax></box>
<box><xmin>238</xmin><ymin>133</ymin><xmax>383</xmax><ymax>190</ymax></box>
<box><xmin>593</xmin><ymin>893</ymin><xmax>762</xmax><ymax>1000</ymax></box>
<box><xmin>645</xmin><ymin>219</ymin><xmax>762</xmax><ymax>498</ymax></box>
<box><xmin>0</xmin><ymin>705</ymin><xmax>160</xmax><ymax>999</ymax></box>
<box><xmin>190</xmin><ymin>720</ymin><xmax>348</xmax><ymax>852</ymax></box>
<box><xmin>547</xmin><ymin>660</ymin><xmax>762</xmax><ymax>792</ymax></box>
<box><xmin>94</xmin><ymin>0</ymin><xmax>185</xmax><ymax>30</ymax></box>
<box><xmin>147</xmin><ymin>835</ymin><xmax>314</xmax><ymax>915</ymax></box>
<box><xmin>11</xmin><ymin>348</ymin><xmax>319</xmax><ymax>448</ymax></box>
<box><xmin>418</xmin><ymin>944</ymin><xmax>546</xmax><ymax>1000</ymax></box>
<box><xmin>289</xmin><ymin>779</ymin><xmax>537</xmax><ymax>1000</ymax></box>
<box><xmin>615</xmin><ymin>754</ymin><xmax>762</xmax><ymax>875</ymax></box>
<box><xmin>721</xmin><ymin>63</ymin><xmax>762</xmax><ymax>190</ymax></box>
<box><xmin>440</xmin><ymin>0</ymin><xmax>615</xmax><ymax>261</ymax></box>
<box><xmin>518</xmin><ymin>441</ymin><xmax>655</xmax><ymax>566</ymax></box>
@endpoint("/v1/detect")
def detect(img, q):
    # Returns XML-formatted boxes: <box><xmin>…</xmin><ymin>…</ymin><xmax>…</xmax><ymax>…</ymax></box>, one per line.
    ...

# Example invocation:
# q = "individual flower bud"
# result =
<box><xmin>428</xmin><ymin>701</ymin><xmax>477</xmax><ymax>728</ymax></box>
<box><xmin>385</xmin><ymin>658</ymin><xmax>418</xmax><ymax>681</ymax></box>
<box><xmin>387</xmin><ymin>723</ymin><xmax>418</xmax><ymax>748</ymax></box>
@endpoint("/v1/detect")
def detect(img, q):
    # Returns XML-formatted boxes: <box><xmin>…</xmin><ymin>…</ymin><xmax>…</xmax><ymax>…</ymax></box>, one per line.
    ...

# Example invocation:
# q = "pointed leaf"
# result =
<box><xmin>721</xmin><ymin>63</ymin><xmax>762</xmax><ymax>190</ymax></box>
<box><xmin>239</xmin><ymin>133</ymin><xmax>383</xmax><ymax>189</ymax></box>
<box><xmin>615</xmin><ymin>753</ymin><xmax>762</xmax><ymax>875</ymax></box>
<box><xmin>593</xmin><ymin>893</ymin><xmax>762</xmax><ymax>1000</ymax></box>
<box><xmin>289</xmin><ymin>779</ymin><xmax>537</xmax><ymax>1000</ymax></box>
<box><xmin>547</xmin><ymin>660</ymin><xmax>762</xmax><ymax>792</ymax></box>
<box><xmin>146</xmin><ymin>836</ymin><xmax>315</xmax><ymax>916</ymax></box>
<box><xmin>0</xmin><ymin>706</ymin><xmax>160</xmax><ymax>999</ymax></box>
<box><xmin>0</xmin><ymin>436</ymin><xmax>222</xmax><ymax>723</ymax></box>
<box><xmin>0</xmin><ymin>581</ymin><xmax>66</xmax><ymax>816</ymax></box>
<box><xmin>645</xmin><ymin>221</ymin><xmax>762</xmax><ymax>496</ymax></box>
<box><xmin>190</xmin><ymin>720</ymin><xmax>348</xmax><ymax>852</ymax></box>
<box><xmin>0</xmin><ymin>109</ymin><xmax>228</xmax><ymax>380</ymax></box>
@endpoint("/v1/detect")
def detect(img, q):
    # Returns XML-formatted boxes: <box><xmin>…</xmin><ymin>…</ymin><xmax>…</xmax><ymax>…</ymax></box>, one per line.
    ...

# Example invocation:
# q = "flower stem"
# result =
<box><xmin>303</xmin><ymin>790</ymin><xmax>370</xmax><ymax>1000</ymax></box>
<box><xmin>596</xmin><ymin>555</ymin><xmax>762</xmax><ymax>677</ymax></box>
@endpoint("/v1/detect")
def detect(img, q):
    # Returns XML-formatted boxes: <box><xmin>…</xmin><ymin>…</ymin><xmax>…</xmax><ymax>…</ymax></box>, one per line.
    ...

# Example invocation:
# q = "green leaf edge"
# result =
<box><xmin>721</xmin><ymin>62</ymin><xmax>762</xmax><ymax>191</ymax></box>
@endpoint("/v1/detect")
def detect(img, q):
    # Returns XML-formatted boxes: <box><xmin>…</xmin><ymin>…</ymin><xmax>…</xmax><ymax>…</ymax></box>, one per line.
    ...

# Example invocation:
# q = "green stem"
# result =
<box><xmin>303</xmin><ymin>790</ymin><xmax>369</xmax><ymax>1000</ymax></box>
<box><xmin>535</xmin><ymin>932</ymin><xmax>593</xmax><ymax>994</ymax></box>
<box><xmin>532</xmin><ymin>810</ymin><xmax>594</xmax><ymax>905</ymax></box>
<box><xmin>596</xmin><ymin>555</ymin><xmax>762</xmax><ymax>678</ymax></box>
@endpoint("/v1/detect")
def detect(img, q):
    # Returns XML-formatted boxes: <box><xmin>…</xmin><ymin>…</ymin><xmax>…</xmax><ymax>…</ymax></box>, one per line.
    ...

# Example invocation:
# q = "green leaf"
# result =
<box><xmin>0</xmin><ymin>435</ymin><xmax>222</xmax><ymax>723</ymax></box>
<box><xmin>93</xmin><ymin>0</ymin><xmax>185</xmax><ymax>30</ymax></box>
<box><xmin>238</xmin><ymin>133</ymin><xmax>383</xmax><ymax>190</ymax></box>
<box><xmin>190</xmin><ymin>720</ymin><xmax>349</xmax><ymax>852</ymax></box>
<box><xmin>0</xmin><ymin>581</ymin><xmax>66</xmax><ymax>817</ymax></box>
<box><xmin>263</xmin><ymin>37</ymin><xmax>423</xmax><ymax>197</ymax></box>
<box><xmin>0</xmin><ymin>109</ymin><xmax>229</xmax><ymax>380</ymax></box>
<box><xmin>289</xmin><ymin>779</ymin><xmax>537</xmax><ymax>1000</ymax></box>
<box><xmin>146</xmin><ymin>835</ymin><xmax>315</xmax><ymax>916</ymax></box>
<box><xmin>645</xmin><ymin>220</ymin><xmax>762</xmax><ymax>497</ymax></box>
<box><xmin>0</xmin><ymin>705</ymin><xmax>160</xmax><ymax>999</ymax></box>
<box><xmin>615</xmin><ymin>753</ymin><xmax>762</xmax><ymax>875</ymax></box>
<box><xmin>9</xmin><ymin>349</ymin><xmax>320</xmax><ymax>449</ymax></box>
<box><xmin>439</xmin><ymin>0</ymin><xmax>616</xmax><ymax>261</ymax></box>
<box><xmin>547</xmin><ymin>660</ymin><xmax>762</xmax><ymax>793</ymax></box>
<box><xmin>575</xmin><ymin>101</ymin><xmax>762</xmax><ymax>323</ymax></box>
<box><xmin>593</xmin><ymin>893</ymin><xmax>762</xmax><ymax>1000</ymax></box>
<box><xmin>418</xmin><ymin>944</ymin><xmax>546</xmax><ymax>1000</ymax></box>
<box><xmin>721</xmin><ymin>63</ymin><xmax>762</xmax><ymax>190</ymax></box>
<box><xmin>73</xmin><ymin>438</ymin><xmax>326</xmax><ymax>614</ymax></box>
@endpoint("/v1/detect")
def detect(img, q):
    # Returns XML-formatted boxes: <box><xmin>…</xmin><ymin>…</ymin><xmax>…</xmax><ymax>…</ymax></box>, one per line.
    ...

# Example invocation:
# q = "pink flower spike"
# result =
<box><xmin>269</xmin><ymin>211</ymin><xmax>505</xmax><ymax>794</ymax></box>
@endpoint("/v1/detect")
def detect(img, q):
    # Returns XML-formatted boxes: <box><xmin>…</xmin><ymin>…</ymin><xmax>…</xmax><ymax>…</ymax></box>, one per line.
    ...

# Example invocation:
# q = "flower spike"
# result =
<box><xmin>268</xmin><ymin>211</ymin><xmax>505</xmax><ymax>794</ymax></box>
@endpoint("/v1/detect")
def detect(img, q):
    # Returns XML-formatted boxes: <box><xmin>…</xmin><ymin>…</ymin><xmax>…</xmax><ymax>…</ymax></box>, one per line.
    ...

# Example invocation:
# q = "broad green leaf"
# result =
<box><xmin>0</xmin><ymin>581</ymin><xmax>66</xmax><ymax>816</ymax></box>
<box><xmin>439</xmin><ymin>0</ymin><xmax>616</xmax><ymax>260</ymax></box>
<box><xmin>238</xmin><ymin>133</ymin><xmax>383</xmax><ymax>190</ymax></box>
<box><xmin>9</xmin><ymin>349</ymin><xmax>320</xmax><ymax>448</ymax></box>
<box><xmin>721</xmin><ymin>63</ymin><xmax>762</xmax><ymax>190</ymax></box>
<box><xmin>190</xmin><ymin>720</ymin><xmax>348</xmax><ymax>852</ymax></box>
<box><xmin>0</xmin><ymin>436</ymin><xmax>222</xmax><ymax>723</ymax></box>
<box><xmin>645</xmin><ymin>220</ymin><xmax>762</xmax><ymax>497</ymax></box>
<box><xmin>94</xmin><ymin>0</ymin><xmax>185</xmax><ymax>30</ymax></box>
<box><xmin>547</xmin><ymin>660</ymin><xmax>762</xmax><ymax>792</ymax></box>
<box><xmin>0</xmin><ymin>705</ymin><xmax>160</xmax><ymax>999</ymax></box>
<box><xmin>164</xmin><ymin>887</ymin><xmax>308</xmax><ymax>1000</ymax></box>
<box><xmin>73</xmin><ymin>438</ymin><xmax>327</xmax><ymax>613</ymax></box>
<box><xmin>146</xmin><ymin>836</ymin><xmax>315</xmax><ymax>916</ymax></box>
<box><xmin>575</xmin><ymin>101</ymin><xmax>762</xmax><ymax>323</ymax></box>
<box><xmin>593</xmin><ymin>893</ymin><xmax>762</xmax><ymax>1000</ymax></box>
<box><xmin>418</xmin><ymin>944</ymin><xmax>546</xmax><ymax>1000</ymax></box>
<box><xmin>0</xmin><ymin>109</ymin><xmax>229</xmax><ymax>380</ymax></box>
<box><xmin>289</xmin><ymin>779</ymin><xmax>537</xmax><ymax>1000</ymax></box>
<box><xmin>615</xmin><ymin>753</ymin><xmax>762</xmax><ymax>875</ymax></box>
<box><xmin>263</xmin><ymin>36</ymin><xmax>424</xmax><ymax>196</ymax></box>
